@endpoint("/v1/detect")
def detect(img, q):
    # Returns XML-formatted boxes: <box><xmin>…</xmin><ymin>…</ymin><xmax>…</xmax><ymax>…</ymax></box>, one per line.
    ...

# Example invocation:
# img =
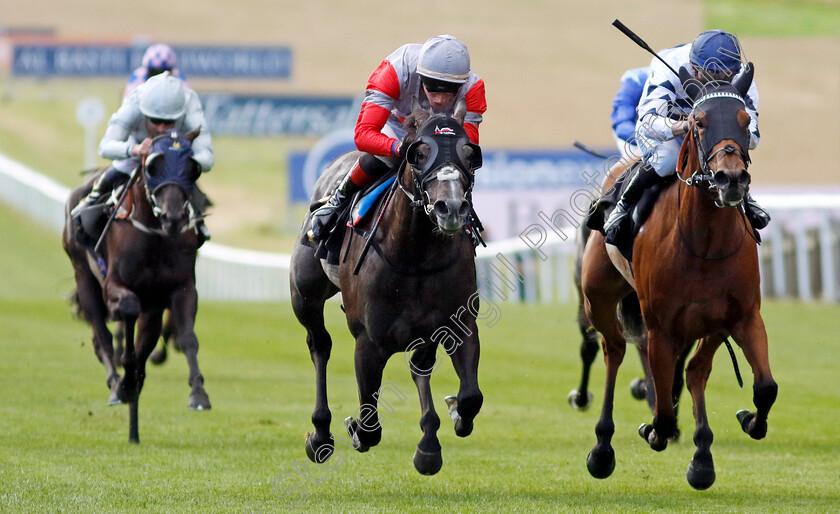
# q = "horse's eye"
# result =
<box><xmin>146</xmin><ymin>158</ymin><xmax>163</xmax><ymax>176</ymax></box>
<box><xmin>409</xmin><ymin>142</ymin><xmax>432</xmax><ymax>168</ymax></box>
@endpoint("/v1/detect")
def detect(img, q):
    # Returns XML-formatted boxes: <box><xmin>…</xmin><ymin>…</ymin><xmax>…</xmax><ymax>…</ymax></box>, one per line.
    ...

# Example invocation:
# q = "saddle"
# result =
<box><xmin>585</xmin><ymin>162</ymin><xmax>674</xmax><ymax>261</ymax></box>
<box><xmin>308</xmin><ymin>170</ymin><xmax>399</xmax><ymax>265</ymax></box>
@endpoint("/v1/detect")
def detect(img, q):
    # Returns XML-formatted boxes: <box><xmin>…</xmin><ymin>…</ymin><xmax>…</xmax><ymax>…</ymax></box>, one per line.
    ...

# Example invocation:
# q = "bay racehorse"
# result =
<box><xmin>290</xmin><ymin>100</ymin><xmax>484</xmax><ymax>475</ymax></box>
<box><xmin>581</xmin><ymin>64</ymin><xmax>777</xmax><ymax>489</ymax></box>
<box><xmin>63</xmin><ymin>130</ymin><xmax>211</xmax><ymax>443</ymax></box>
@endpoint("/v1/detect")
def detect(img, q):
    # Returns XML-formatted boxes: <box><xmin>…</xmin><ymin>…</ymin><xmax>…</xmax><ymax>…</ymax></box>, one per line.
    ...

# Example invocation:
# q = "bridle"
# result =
<box><xmin>679</xmin><ymin>91</ymin><xmax>750</xmax><ymax>208</ymax></box>
<box><xmin>130</xmin><ymin>132</ymin><xmax>200</xmax><ymax>234</ymax></box>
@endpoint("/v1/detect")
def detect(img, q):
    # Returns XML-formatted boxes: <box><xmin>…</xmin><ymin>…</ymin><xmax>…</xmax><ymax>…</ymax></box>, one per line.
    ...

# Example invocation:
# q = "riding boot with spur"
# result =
<box><xmin>743</xmin><ymin>193</ymin><xmax>770</xmax><ymax>230</ymax></box>
<box><xmin>71</xmin><ymin>166</ymin><xmax>128</xmax><ymax>222</ymax></box>
<box><xmin>603</xmin><ymin>162</ymin><xmax>662</xmax><ymax>247</ymax></box>
<box><xmin>309</xmin><ymin>162</ymin><xmax>363</xmax><ymax>242</ymax></box>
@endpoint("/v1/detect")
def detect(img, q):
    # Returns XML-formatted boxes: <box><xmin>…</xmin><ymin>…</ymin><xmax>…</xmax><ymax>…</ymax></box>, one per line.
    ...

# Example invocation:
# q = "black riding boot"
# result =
<box><xmin>603</xmin><ymin>162</ymin><xmax>663</xmax><ymax>246</ymax></box>
<box><xmin>309</xmin><ymin>166</ymin><xmax>362</xmax><ymax>241</ymax></box>
<box><xmin>744</xmin><ymin>193</ymin><xmax>770</xmax><ymax>230</ymax></box>
<box><xmin>71</xmin><ymin>166</ymin><xmax>129</xmax><ymax>220</ymax></box>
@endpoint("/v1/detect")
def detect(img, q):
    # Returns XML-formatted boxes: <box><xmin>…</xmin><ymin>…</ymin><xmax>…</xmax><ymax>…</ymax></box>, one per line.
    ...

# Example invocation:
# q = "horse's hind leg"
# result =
<box><xmin>170</xmin><ymin>285</ymin><xmax>211</xmax><ymax>410</ymax></box>
<box><xmin>684</xmin><ymin>335</ymin><xmax>723</xmax><ymax>489</ymax></box>
<box><xmin>74</xmin><ymin>267</ymin><xmax>121</xmax><ymax>404</ymax></box>
<box><xmin>581</xmin><ymin>234</ymin><xmax>630</xmax><ymax>479</ymax></box>
<box><xmin>730</xmin><ymin>310</ymin><xmax>777</xmax><ymax>440</ymax></box>
<box><xmin>568</xmin><ymin>308</ymin><xmax>599</xmax><ymax>411</ymax></box>
<box><xmin>409</xmin><ymin>345</ymin><xmax>443</xmax><ymax>475</ymax></box>
<box><xmin>345</xmin><ymin>334</ymin><xmax>388</xmax><ymax>452</ymax></box>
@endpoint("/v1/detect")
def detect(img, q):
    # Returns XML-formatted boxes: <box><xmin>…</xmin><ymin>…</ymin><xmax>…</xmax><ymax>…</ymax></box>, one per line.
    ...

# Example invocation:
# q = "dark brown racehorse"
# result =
<box><xmin>581</xmin><ymin>64</ymin><xmax>777</xmax><ymax>489</ymax></box>
<box><xmin>290</xmin><ymin>101</ymin><xmax>483</xmax><ymax>475</ymax></box>
<box><xmin>63</xmin><ymin>130</ymin><xmax>211</xmax><ymax>443</ymax></box>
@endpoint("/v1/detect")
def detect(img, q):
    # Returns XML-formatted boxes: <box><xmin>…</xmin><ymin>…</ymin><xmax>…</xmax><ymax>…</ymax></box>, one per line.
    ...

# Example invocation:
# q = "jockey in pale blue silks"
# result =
<box><xmin>603</xmin><ymin>30</ymin><xmax>770</xmax><ymax>247</ymax></box>
<box><xmin>611</xmin><ymin>66</ymin><xmax>649</xmax><ymax>161</ymax></box>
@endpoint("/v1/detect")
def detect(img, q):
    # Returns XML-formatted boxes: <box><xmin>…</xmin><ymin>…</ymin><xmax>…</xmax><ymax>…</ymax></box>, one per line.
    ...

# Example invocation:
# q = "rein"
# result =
<box><xmin>351</xmin><ymin>160</ymin><xmax>472</xmax><ymax>277</ymax></box>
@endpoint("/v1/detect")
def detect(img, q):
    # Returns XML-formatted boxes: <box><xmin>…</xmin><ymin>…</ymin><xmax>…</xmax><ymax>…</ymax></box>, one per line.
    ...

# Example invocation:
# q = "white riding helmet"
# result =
<box><xmin>417</xmin><ymin>35</ymin><xmax>470</xmax><ymax>84</ymax></box>
<box><xmin>139</xmin><ymin>72</ymin><xmax>188</xmax><ymax>120</ymax></box>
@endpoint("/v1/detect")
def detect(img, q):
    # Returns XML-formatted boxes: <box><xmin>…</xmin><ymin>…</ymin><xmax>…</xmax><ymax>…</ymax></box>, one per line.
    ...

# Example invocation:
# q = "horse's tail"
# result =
<box><xmin>67</xmin><ymin>289</ymin><xmax>85</xmax><ymax>321</ymax></box>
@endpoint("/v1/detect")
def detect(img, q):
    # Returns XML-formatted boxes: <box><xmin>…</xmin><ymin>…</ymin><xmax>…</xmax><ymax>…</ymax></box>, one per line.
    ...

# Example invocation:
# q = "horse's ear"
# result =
<box><xmin>732</xmin><ymin>62</ymin><xmax>754</xmax><ymax>98</ymax></box>
<box><xmin>679</xmin><ymin>66</ymin><xmax>703</xmax><ymax>102</ymax></box>
<box><xmin>737</xmin><ymin>109</ymin><xmax>751</xmax><ymax>130</ymax></box>
<box><xmin>453</xmin><ymin>97</ymin><xmax>467</xmax><ymax>125</ymax></box>
<box><xmin>185</xmin><ymin>128</ymin><xmax>201</xmax><ymax>142</ymax></box>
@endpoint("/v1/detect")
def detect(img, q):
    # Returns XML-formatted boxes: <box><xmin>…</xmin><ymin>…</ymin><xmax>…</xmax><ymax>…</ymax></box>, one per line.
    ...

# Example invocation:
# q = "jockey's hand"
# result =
<box><xmin>672</xmin><ymin>118</ymin><xmax>691</xmax><ymax>137</ymax></box>
<box><xmin>393</xmin><ymin>137</ymin><xmax>412</xmax><ymax>159</ymax></box>
<box><xmin>132</xmin><ymin>138</ymin><xmax>154</xmax><ymax>159</ymax></box>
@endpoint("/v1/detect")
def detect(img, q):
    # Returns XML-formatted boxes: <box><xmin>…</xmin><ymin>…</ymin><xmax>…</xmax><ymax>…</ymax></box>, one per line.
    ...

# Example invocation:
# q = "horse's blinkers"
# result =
<box><xmin>144</xmin><ymin>132</ymin><xmax>198</xmax><ymax>215</ymax></box>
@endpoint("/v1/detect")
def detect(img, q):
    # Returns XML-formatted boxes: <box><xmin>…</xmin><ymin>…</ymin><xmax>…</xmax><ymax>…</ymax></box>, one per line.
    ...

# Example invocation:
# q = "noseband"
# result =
<box><xmin>398</xmin><ymin>161</ymin><xmax>474</xmax><ymax>217</ymax></box>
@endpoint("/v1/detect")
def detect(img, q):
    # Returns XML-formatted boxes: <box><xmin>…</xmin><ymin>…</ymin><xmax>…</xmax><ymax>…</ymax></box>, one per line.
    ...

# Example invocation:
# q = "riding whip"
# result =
<box><xmin>612</xmin><ymin>19</ymin><xmax>681</xmax><ymax>79</ymax></box>
<box><xmin>94</xmin><ymin>159</ymin><xmax>143</xmax><ymax>254</ymax></box>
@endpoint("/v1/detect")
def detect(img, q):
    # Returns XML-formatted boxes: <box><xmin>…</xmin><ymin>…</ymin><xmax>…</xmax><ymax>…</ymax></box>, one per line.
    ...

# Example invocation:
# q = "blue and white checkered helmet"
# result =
<box><xmin>142</xmin><ymin>43</ymin><xmax>177</xmax><ymax>71</ymax></box>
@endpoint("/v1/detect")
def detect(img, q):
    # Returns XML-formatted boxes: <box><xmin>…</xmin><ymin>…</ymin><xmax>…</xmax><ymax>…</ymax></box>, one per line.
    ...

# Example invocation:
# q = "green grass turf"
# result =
<box><xmin>1</xmin><ymin>200</ymin><xmax>839</xmax><ymax>512</ymax></box>
<box><xmin>705</xmin><ymin>0</ymin><xmax>840</xmax><ymax>37</ymax></box>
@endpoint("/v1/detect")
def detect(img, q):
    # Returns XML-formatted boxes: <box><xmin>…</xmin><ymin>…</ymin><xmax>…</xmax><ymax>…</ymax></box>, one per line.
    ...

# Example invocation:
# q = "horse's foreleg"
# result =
<box><xmin>684</xmin><ymin>336</ymin><xmax>723</xmax><ymax>490</ymax></box>
<box><xmin>409</xmin><ymin>345</ymin><xmax>443</xmax><ymax>475</ymax></box>
<box><xmin>639</xmin><ymin>329</ymin><xmax>680</xmax><ymax>451</ymax></box>
<box><xmin>104</xmin><ymin>280</ymin><xmax>141</xmax><ymax>443</ymax></box>
<box><xmin>445</xmin><ymin>333</ymin><xmax>483</xmax><ymax>439</ymax></box>
<box><xmin>170</xmin><ymin>285</ymin><xmax>210</xmax><ymax>410</ymax></box>
<box><xmin>730</xmin><ymin>310</ymin><xmax>777</xmax><ymax>440</ymax></box>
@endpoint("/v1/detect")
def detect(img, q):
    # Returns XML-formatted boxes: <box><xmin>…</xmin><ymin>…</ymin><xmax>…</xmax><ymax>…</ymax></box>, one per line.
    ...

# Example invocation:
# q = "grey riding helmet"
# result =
<box><xmin>417</xmin><ymin>35</ymin><xmax>470</xmax><ymax>93</ymax></box>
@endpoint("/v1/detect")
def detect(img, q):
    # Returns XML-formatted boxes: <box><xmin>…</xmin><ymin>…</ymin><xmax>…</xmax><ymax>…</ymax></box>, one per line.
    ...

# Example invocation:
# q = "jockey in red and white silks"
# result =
<box><xmin>309</xmin><ymin>35</ymin><xmax>487</xmax><ymax>241</ymax></box>
<box><xmin>355</xmin><ymin>38</ymin><xmax>487</xmax><ymax>160</ymax></box>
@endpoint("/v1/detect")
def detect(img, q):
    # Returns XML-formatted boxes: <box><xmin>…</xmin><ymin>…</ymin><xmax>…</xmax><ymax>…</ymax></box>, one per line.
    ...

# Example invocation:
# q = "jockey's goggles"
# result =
<box><xmin>148</xmin><ymin>117</ymin><xmax>176</xmax><ymax>125</ymax></box>
<box><xmin>421</xmin><ymin>76</ymin><xmax>462</xmax><ymax>94</ymax></box>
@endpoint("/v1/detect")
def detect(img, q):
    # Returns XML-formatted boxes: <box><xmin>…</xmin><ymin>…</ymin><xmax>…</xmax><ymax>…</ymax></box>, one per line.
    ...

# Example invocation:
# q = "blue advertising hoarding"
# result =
<box><xmin>12</xmin><ymin>44</ymin><xmax>292</xmax><ymax>78</ymax></box>
<box><xmin>287</xmin><ymin>131</ymin><xmax>612</xmax><ymax>203</ymax></box>
<box><xmin>201</xmin><ymin>94</ymin><xmax>358</xmax><ymax>136</ymax></box>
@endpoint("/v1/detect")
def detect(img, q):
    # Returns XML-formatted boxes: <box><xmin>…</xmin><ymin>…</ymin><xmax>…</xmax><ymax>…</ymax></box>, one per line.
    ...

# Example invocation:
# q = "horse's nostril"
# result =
<box><xmin>739</xmin><ymin>171</ymin><xmax>751</xmax><ymax>185</ymax></box>
<box><xmin>458</xmin><ymin>200</ymin><xmax>470</xmax><ymax>217</ymax></box>
<box><xmin>714</xmin><ymin>171</ymin><xmax>730</xmax><ymax>189</ymax></box>
<box><xmin>434</xmin><ymin>201</ymin><xmax>449</xmax><ymax>217</ymax></box>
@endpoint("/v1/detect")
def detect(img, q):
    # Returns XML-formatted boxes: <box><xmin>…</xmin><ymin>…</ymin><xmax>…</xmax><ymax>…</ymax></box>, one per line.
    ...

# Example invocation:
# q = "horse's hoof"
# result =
<box><xmin>413</xmin><ymin>446</ymin><xmax>443</xmax><ymax>475</ymax></box>
<box><xmin>188</xmin><ymin>392</ymin><xmax>212</xmax><ymax>411</ymax></box>
<box><xmin>736</xmin><ymin>409</ymin><xmax>766</xmax><ymax>440</ymax></box>
<box><xmin>344</xmin><ymin>417</ymin><xmax>370</xmax><ymax>453</ymax></box>
<box><xmin>150</xmin><ymin>348</ymin><xmax>167</xmax><ymax>366</ymax></box>
<box><xmin>108</xmin><ymin>387</ymin><xmax>123</xmax><ymax>405</ymax></box>
<box><xmin>305</xmin><ymin>432</ymin><xmax>335</xmax><ymax>463</ymax></box>
<box><xmin>686</xmin><ymin>461</ymin><xmax>716</xmax><ymax>490</ymax></box>
<box><xmin>629</xmin><ymin>377</ymin><xmax>647</xmax><ymax>401</ymax></box>
<box><xmin>568</xmin><ymin>389</ymin><xmax>593</xmax><ymax>411</ymax></box>
<box><xmin>454</xmin><ymin>417</ymin><xmax>473</xmax><ymax>438</ymax></box>
<box><xmin>586</xmin><ymin>447</ymin><xmax>615</xmax><ymax>479</ymax></box>
<box><xmin>639</xmin><ymin>423</ymin><xmax>668</xmax><ymax>452</ymax></box>
<box><xmin>444</xmin><ymin>396</ymin><xmax>459</xmax><ymax>422</ymax></box>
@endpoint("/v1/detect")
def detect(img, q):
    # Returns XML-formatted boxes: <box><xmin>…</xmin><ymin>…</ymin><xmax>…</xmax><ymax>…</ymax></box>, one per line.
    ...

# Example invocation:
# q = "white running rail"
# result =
<box><xmin>1</xmin><ymin>151</ymin><xmax>838</xmax><ymax>302</ymax></box>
